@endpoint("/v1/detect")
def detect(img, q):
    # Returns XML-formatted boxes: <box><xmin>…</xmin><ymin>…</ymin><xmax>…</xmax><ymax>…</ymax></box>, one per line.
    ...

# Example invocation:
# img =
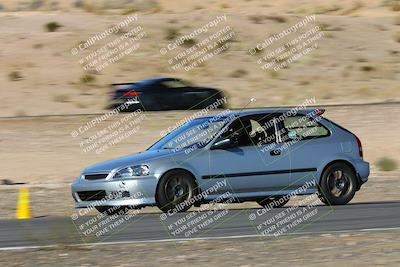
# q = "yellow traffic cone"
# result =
<box><xmin>16</xmin><ymin>188</ymin><xmax>32</xmax><ymax>219</ymax></box>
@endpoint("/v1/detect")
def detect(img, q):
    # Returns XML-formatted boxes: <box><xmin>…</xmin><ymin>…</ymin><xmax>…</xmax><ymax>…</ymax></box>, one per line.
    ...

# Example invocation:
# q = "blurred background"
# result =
<box><xmin>0</xmin><ymin>0</ymin><xmax>399</xmax><ymax>116</ymax></box>
<box><xmin>0</xmin><ymin>1</ymin><xmax>399</xmax><ymax>266</ymax></box>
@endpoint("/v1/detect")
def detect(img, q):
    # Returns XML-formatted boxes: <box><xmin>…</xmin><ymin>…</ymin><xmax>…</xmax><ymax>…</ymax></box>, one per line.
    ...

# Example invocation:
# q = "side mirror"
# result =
<box><xmin>288</xmin><ymin>130</ymin><xmax>298</xmax><ymax>140</ymax></box>
<box><xmin>211</xmin><ymin>136</ymin><xmax>238</xmax><ymax>150</ymax></box>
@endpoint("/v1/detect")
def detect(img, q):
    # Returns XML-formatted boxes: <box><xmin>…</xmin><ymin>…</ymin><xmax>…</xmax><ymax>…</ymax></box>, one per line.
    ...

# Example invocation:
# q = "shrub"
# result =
<box><xmin>248</xmin><ymin>46</ymin><xmax>262</xmax><ymax>55</ymax></box>
<box><xmin>248</xmin><ymin>15</ymin><xmax>266</xmax><ymax>24</ymax></box>
<box><xmin>8</xmin><ymin>71</ymin><xmax>23</xmax><ymax>81</ymax></box>
<box><xmin>265</xmin><ymin>15</ymin><xmax>287</xmax><ymax>23</ymax></box>
<box><xmin>33</xmin><ymin>43</ymin><xmax>43</xmax><ymax>49</ymax></box>
<box><xmin>220</xmin><ymin>3</ymin><xmax>230</xmax><ymax>9</ymax></box>
<box><xmin>45</xmin><ymin>22</ymin><xmax>62</xmax><ymax>32</ymax></box>
<box><xmin>165</xmin><ymin>28</ymin><xmax>179</xmax><ymax>40</ymax></box>
<box><xmin>30</xmin><ymin>0</ymin><xmax>44</xmax><ymax>10</ymax></box>
<box><xmin>80</xmin><ymin>74</ymin><xmax>96</xmax><ymax>84</ymax></box>
<box><xmin>376</xmin><ymin>157</ymin><xmax>398</xmax><ymax>171</ymax></box>
<box><xmin>74</xmin><ymin>102</ymin><xmax>87</xmax><ymax>109</ymax></box>
<box><xmin>249</xmin><ymin>15</ymin><xmax>286</xmax><ymax>24</ymax></box>
<box><xmin>193</xmin><ymin>5</ymin><xmax>204</xmax><ymax>10</ymax></box>
<box><xmin>318</xmin><ymin>23</ymin><xmax>343</xmax><ymax>31</ymax></box>
<box><xmin>122</xmin><ymin>7</ymin><xmax>138</xmax><ymax>15</ymax></box>
<box><xmin>360</xmin><ymin>65</ymin><xmax>375</xmax><ymax>72</ymax></box>
<box><xmin>183</xmin><ymin>38</ymin><xmax>197</xmax><ymax>47</ymax></box>
<box><xmin>131</xmin><ymin>0</ymin><xmax>160</xmax><ymax>13</ymax></box>
<box><xmin>231</xmin><ymin>69</ymin><xmax>248</xmax><ymax>78</ymax></box>
<box><xmin>270</xmin><ymin>71</ymin><xmax>280</xmax><ymax>79</ymax></box>
<box><xmin>392</xmin><ymin>3</ymin><xmax>400</xmax><ymax>11</ymax></box>
<box><xmin>73</xmin><ymin>0</ymin><xmax>84</xmax><ymax>8</ymax></box>
<box><xmin>394</xmin><ymin>32</ymin><xmax>400</xmax><ymax>43</ymax></box>
<box><xmin>53</xmin><ymin>94</ymin><xmax>70</xmax><ymax>103</ymax></box>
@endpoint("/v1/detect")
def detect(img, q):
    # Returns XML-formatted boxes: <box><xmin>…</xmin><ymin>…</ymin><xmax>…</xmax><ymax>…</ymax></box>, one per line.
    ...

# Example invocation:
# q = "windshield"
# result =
<box><xmin>149</xmin><ymin>115</ymin><xmax>233</xmax><ymax>151</ymax></box>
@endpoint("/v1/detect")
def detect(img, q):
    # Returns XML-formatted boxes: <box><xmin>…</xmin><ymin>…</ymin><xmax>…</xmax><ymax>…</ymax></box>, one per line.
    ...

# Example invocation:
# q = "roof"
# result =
<box><xmin>231</xmin><ymin>108</ymin><xmax>316</xmax><ymax>116</ymax></box>
<box><xmin>138</xmin><ymin>77</ymin><xmax>178</xmax><ymax>84</ymax></box>
<box><xmin>198</xmin><ymin>108</ymin><xmax>323</xmax><ymax>120</ymax></box>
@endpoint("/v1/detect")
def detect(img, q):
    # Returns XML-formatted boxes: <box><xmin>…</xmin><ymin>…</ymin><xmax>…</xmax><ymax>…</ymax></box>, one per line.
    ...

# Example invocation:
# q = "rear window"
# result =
<box><xmin>162</xmin><ymin>80</ymin><xmax>188</xmax><ymax>88</ymax></box>
<box><xmin>283</xmin><ymin>115</ymin><xmax>329</xmax><ymax>140</ymax></box>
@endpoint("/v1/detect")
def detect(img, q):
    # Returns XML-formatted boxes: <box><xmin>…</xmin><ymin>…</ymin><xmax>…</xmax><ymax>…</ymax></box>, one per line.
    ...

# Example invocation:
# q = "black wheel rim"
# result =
<box><xmin>327</xmin><ymin>170</ymin><xmax>351</xmax><ymax>197</ymax></box>
<box><xmin>164</xmin><ymin>176</ymin><xmax>191</xmax><ymax>205</ymax></box>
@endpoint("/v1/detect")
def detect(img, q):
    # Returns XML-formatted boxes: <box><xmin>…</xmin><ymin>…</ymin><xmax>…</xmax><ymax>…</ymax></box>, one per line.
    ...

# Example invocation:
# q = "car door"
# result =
<box><xmin>277</xmin><ymin>114</ymin><xmax>331</xmax><ymax>189</ymax></box>
<box><xmin>160</xmin><ymin>80</ymin><xmax>193</xmax><ymax>109</ymax></box>
<box><xmin>202</xmin><ymin>114</ymin><xmax>292</xmax><ymax>196</ymax></box>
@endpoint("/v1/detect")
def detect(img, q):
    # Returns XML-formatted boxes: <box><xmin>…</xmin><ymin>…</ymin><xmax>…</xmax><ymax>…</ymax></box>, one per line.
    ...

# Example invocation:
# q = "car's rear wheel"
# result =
<box><xmin>319</xmin><ymin>162</ymin><xmax>357</xmax><ymax>205</ymax></box>
<box><xmin>156</xmin><ymin>170</ymin><xmax>197</xmax><ymax>213</ymax></box>
<box><xmin>257</xmin><ymin>195</ymin><xmax>290</xmax><ymax>208</ymax></box>
<box><xmin>318</xmin><ymin>194</ymin><xmax>328</xmax><ymax>204</ymax></box>
<box><xmin>95</xmin><ymin>206</ymin><xmax>128</xmax><ymax>215</ymax></box>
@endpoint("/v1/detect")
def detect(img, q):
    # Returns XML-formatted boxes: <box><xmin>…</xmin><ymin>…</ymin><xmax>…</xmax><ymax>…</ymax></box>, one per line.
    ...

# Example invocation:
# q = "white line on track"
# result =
<box><xmin>0</xmin><ymin>226</ymin><xmax>399</xmax><ymax>252</ymax></box>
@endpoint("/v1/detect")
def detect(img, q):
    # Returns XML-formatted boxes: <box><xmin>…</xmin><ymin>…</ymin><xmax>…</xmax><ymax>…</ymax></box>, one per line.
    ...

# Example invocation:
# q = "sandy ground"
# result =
<box><xmin>0</xmin><ymin>230</ymin><xmax>399</xmax><ymax>266</ymax></box>
<box><xmin>0</xmin><ymin>0</ymin><xmax>399</xmax><ymax>117</ymax></box>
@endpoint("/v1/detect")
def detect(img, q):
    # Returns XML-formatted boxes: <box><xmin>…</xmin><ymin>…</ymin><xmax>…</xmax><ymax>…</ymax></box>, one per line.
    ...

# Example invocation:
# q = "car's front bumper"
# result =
<box><xmin>71</xmin><ymin>176</ymin><xmax>158</xmax><ymax>208</ymax></box>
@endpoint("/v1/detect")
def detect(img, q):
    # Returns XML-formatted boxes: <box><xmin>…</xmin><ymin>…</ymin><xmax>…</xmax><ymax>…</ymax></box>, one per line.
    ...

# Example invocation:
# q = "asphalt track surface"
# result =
<box><xmin>0</xmin><ymin>201</ymin><xmax>399</xmax><ymax>250</ymax></box>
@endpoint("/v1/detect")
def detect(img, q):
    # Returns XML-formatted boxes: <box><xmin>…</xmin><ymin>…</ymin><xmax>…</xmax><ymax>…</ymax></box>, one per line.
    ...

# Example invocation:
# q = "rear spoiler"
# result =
<box><xmin>111</xmin><ymin>82</ymin><xmax>136</xmax><ymax>90</ymax></box>
<box><xmin>304</xmin><ymin>108</ymin><xmax>325</xmax><ymax>118</ymax></box>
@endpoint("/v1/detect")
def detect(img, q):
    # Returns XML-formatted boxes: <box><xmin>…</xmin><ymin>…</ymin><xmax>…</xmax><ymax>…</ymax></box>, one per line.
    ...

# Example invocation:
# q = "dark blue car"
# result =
<box><xmin>108</xmin><ymin>77</ymin><xmax>226</xmax><ymax>111</ymax></box>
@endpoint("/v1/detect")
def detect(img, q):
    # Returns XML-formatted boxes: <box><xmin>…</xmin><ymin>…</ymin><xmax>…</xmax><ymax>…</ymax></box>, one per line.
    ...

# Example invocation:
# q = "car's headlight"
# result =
<box><xmin>113</xmin><ymin>165</ymin><xmax>150</xmax><ymax>179</ymax></box>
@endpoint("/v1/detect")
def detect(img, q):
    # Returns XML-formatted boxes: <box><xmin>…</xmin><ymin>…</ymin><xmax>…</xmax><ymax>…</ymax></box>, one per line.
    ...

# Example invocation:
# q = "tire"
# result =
<box><xmin>156</xmin><ymin>170</ymin><xmax>197</xmax><ymax>213</ymax></box>
<box><xmin>319</xmin><ymin>162</ymin><xmax>357</xmax><ymax>205</ymax></box>
<box><xmin>95</xmin><ymin>206</ymin><xmax>128</xmax><ymax>216</ymax></box>
<box><xmin>257</xmin><ymin>195</ymin><xmax>290</xmax><ymax>208</ymax></box>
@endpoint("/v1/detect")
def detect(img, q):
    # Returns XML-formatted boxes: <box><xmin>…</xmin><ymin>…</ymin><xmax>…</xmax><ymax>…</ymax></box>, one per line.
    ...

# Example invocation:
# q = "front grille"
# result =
<box><xmin>109</xmin><ymin>191</ymin><xmax>130</xmax><ymax>199</ymax></box>
<box><xmin>84</xmin><ymin>174</ymin><xmax>108</xmax><ymax>180</ymax></box>
<box><xmin>77</xmin><ymin>190</ymin><xmax>107</xmax><ymax>201</ymax></box>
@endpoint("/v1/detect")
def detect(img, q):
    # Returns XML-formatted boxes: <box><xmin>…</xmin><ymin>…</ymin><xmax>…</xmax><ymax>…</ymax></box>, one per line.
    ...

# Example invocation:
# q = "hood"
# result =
<box><xmin>83</xmin><ymin>149</ymin><xmax>172</xmax><ymax>173</ymax></box>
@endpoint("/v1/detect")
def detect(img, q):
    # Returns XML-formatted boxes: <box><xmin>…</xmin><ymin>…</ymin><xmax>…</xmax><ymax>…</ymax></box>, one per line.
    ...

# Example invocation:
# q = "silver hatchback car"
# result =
<box><xmin>71</xmin><ymin>108</ymin><xmax>369</xmax><ymax>215</ymax></box>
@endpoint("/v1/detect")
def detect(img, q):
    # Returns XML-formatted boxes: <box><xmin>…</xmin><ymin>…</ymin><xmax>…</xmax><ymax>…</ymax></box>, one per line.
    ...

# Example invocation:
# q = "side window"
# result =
<box><xmin>217</xmin><ymin>114</ymin><xmax>277</xmax><ymax>147</ymax></box>
<box><xmin>282</xmin><ymin>115</ymin><xmax>329</xmax><ymax>141</ymax></box>
<box><xmin>250</xmin><ymin>115</ymin><xmax>277</xmax><ymax>146</ymax></box>
<box><xmin>217</xmin><ymin>117</ymin><xmax>252</xmax><ymax>147</ymax></box>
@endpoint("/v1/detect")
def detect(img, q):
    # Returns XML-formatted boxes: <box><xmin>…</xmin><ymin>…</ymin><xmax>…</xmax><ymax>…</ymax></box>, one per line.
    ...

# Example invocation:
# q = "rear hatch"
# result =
<box><xmin>111</xmin><ymin>83</ymin><xmax>142</xmax><ymax>99</ymax></box>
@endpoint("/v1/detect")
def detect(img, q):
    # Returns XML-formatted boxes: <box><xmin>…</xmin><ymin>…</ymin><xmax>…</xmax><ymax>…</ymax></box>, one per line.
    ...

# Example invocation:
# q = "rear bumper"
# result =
<box><xmin>71</xmin><ymin>177</ymin><xmax>158</xmax><ymax>208</ymax></box>
<box><xmin>354</xmin><ymin>160</ymin><xmax>370</xmax><ymax>184</ymax></box>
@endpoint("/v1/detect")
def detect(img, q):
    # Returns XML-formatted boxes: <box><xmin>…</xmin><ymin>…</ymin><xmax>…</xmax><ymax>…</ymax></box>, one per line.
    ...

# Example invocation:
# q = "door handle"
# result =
<box><xmin>270</xmin><ymin>149</ymin><xmax>281</xmax><ymax>156</ymax></box>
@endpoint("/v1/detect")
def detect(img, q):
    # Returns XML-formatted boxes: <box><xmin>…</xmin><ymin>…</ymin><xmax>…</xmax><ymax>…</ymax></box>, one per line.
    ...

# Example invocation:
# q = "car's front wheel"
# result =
<box><xmin>156</xmin><ymin>170</ymin><xmax>197</xmax><ymax>213</ymax></box>
<box><xmin>319</xmin><ymin>162</ymin><xmax>357</xmax><ymax>205</ymax></box>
